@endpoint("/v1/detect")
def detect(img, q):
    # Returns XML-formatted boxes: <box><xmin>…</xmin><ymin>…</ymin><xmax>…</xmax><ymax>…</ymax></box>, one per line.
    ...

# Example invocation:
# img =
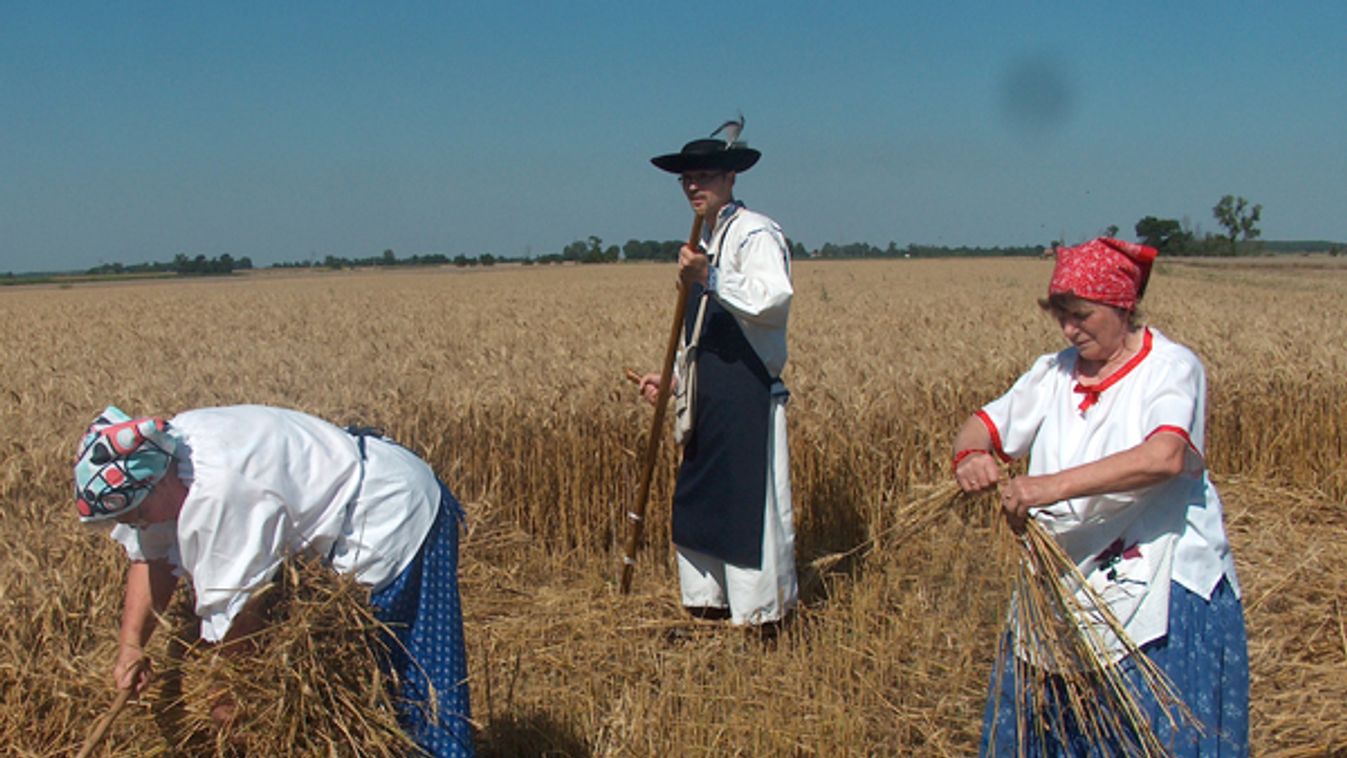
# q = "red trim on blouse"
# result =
<box><xmin>1072</xmin><ymin>327</ymin><xmax>1154</xmax><ymax>413</ymax></box>
<box><xmin>974</xmin><ymin>409</ymin><xmax>1012</xmax><ymax>463</ymax></box>
<box><xmin>1147</xmin><ymin>424</ymin><xmax>1201</xmax><ymax>457</ymax></box>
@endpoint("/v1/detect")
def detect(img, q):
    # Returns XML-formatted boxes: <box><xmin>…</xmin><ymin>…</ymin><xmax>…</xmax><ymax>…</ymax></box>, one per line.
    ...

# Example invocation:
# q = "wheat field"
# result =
<box><xmin>1</xmin><ymin>257</ymin><xmax>1344</xmax><ymax>755</ymax></box>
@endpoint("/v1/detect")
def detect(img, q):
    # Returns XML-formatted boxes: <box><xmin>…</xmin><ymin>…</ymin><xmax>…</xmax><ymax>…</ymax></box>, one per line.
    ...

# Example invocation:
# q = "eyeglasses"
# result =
<box><xmin>678</xmin><ymin>171</ymin><xmax>724</xmax><ymax>187</ymax></box>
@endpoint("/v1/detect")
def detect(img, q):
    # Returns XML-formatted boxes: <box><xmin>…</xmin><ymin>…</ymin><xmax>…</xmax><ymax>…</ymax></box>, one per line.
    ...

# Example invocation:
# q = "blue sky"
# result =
<box><xmin>3</xmin><ymin>2</ymin><xmax>1344</xmax><ymax>272</ymax></box>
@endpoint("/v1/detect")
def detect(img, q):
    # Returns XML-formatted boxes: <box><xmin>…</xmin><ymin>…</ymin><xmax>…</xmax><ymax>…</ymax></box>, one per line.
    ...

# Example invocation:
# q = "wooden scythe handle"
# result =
<box><xmin>620</xmin><ymin>214</ymin><xmax>704</xmax><ymax>593</ymax></box>
<box><xmin>76</xmin><ymin>659</ymin><xmax>146</xmax><ymax>758</ymax></box>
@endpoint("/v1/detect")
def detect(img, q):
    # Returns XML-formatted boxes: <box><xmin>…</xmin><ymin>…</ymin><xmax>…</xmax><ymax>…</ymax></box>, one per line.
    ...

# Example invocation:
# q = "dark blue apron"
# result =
<box><xmin>671</xmin><ymin>277</ymin><xmax>773</xmax><ymax>569</ymax></box>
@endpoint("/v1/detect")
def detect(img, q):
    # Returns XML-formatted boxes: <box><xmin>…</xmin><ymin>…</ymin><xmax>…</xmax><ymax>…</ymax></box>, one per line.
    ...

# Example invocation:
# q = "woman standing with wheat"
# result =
<box><xmin>951</xmin><ymin>238</ymin><xmax>1248</xmax><ymax>755</ymax></box>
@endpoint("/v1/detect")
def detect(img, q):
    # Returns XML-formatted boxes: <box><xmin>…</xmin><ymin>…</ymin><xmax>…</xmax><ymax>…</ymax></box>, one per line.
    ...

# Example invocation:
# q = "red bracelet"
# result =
<box><xmin>951</xmin><ymin>448</ymin><xmax>990</xmax><ymax>473</ymax></box>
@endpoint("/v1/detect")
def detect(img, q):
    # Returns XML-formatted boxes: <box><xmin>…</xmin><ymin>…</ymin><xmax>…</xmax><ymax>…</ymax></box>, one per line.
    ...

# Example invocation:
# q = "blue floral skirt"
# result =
<box><xmin>369</xmin><ymin>483</ymin><xmax>474</xmax><ymax>757</ymax></box>
<box><xmin>981</xmin><ymin>577</ymin><xmax>1248</xmax><ymax>757</ymax></box>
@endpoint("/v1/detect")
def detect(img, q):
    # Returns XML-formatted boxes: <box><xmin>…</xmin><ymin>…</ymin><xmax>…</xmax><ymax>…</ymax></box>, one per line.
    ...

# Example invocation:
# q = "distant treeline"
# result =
<box><xmin>274</xmin><ymin>250</ymin><xmax>466</xmax><ymax>269</ymax></box>
<box><xmin>1132</xmin><ymin>223</ymin><xmax>1346</xmax><ymax>257</ymax></box>
<box><xmin>617</xmin><ymin>238</ymin><xmax>1044</xmax><ymax>260</ymax></box>
<box><xmin>811</xmin><ymin>242</ymin><xmax>1043</xmax><ymax>259</ymax></box>
<box><xmin>86</xmin><ymin>253</ymin><xmax>254</xmax><ymax>276</ymax></box>
<box><xmin>264</xmin><ymin>239</ymin><xmax>1045</xmax><ymax>269</ymax></box>
<box><xmin>1258</xmin><ymin>240</ymin><xmax>1344</xmax><ymax>253</ymax></box>
<box><xmin>10</xmin><ymin>194</ymin><xmax>1342</xmax><ymax>277</ymax></box>
<box><xmin>11</xmin><ymin>236</ymin><xmax>1342</xmax><ymax>282</ymax></box>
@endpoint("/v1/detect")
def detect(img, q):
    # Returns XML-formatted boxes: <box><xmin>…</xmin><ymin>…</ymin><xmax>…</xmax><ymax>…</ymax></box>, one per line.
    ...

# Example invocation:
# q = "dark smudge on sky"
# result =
<box><xmin>998</xmin><ymin>51</ymin><xmax>1076</xmax><ymax>139</ymax></box>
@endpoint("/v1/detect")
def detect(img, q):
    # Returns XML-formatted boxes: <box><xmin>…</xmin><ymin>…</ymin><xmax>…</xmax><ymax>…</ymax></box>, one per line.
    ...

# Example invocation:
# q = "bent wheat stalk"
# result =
<box><xmin>809</xmin><ymin>481</ymin><xmax>961</xmax><ymax>573</ymax></box>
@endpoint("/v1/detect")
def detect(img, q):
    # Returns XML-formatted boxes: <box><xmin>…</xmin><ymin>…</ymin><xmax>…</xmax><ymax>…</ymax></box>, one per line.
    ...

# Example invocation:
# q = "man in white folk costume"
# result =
<box><xmin>638</xmin><ymin>119</ymin><xmax>798</xmax><ymax>629</ymax></box>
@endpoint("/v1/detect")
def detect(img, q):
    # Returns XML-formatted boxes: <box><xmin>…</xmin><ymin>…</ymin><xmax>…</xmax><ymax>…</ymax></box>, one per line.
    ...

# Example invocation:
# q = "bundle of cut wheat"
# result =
<box><xmin>117</xmin><ymin>559</ymin><xmax>419</xmax><ymax>755</ymax></box>
<box><xmin>853</xmin><ymin>481</ymin><xmax>1199</xmax><ymax>755</ymax></box>
<box><xmin>986</xmin><ymin>518</ymin><xmax>1199</xmax><ymax>756</ymax></box>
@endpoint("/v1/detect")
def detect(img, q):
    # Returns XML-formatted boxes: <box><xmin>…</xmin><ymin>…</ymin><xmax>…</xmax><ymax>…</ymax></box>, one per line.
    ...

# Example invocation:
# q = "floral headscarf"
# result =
<box><xmin>73</xmin><ymin>406</ymin><xmax>177</xmax><ymax>522</ymax></box>
<box><xmin>1049</xmin><ymin>237</ymin><xmax>1158</xmax><ymax>310</ymax></box>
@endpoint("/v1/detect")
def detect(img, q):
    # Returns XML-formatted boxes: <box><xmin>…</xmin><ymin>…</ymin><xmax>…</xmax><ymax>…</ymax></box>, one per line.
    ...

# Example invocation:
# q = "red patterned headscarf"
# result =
<box><xmin>1049</xmin><ymin>237</ymin><xmax>1158</xmax><ymax>310</ymax></box>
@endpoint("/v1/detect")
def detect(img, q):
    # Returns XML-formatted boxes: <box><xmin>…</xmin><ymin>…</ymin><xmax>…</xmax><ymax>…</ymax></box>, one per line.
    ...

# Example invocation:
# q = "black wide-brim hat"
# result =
<box><xmin>650</xmin><ymin>138</ymin><xmax>761</xmax><ymax>174</ymax></box>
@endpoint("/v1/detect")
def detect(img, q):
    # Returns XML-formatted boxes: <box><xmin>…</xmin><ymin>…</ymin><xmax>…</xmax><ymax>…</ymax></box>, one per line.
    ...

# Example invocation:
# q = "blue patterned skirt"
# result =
<box><xmin>981</xmin><ymin>577</ymin><xmax>1248</xmax><ymax>757</ymax></box>
<box><xmin>369</xmin><ymin>483</ymin><xmax>474</xmax><ymax>757</ymax></box>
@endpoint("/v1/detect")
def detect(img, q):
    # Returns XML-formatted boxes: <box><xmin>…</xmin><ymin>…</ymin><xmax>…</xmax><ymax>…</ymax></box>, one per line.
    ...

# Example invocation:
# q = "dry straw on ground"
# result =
<box><xmin>1</xmin><ymin>258</ymin><xmax>1345</xmax><ymax>755</ymax></box>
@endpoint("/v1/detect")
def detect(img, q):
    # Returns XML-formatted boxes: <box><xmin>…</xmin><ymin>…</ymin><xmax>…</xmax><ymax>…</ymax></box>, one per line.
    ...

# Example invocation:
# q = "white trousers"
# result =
<box><xmin>676</xmin><ymin>396</ymin><xmax>797</xmax><ymax>625</ymax></box>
